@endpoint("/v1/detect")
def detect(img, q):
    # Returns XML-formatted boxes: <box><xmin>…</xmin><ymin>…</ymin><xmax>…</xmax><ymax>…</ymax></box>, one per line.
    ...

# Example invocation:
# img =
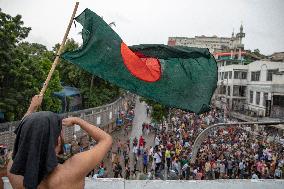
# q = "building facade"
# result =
<box><xmin>214</xmin><ymin>60</ymin><xmax>284</xmax><ymax>120</ymax></box>
<box><xmin>269</xmin><ymin>52</ymin><xmax>284</xmax><ymax>62</ymax></box>
<box><xmin>247</xmin><ymin>61</ymin><xmax>284</xmax><ymax>118</ymax></box>
<box><xmin>168</xmin><ymin>25</ymin><xmax>245</xmax><ymax>54</ymax></box>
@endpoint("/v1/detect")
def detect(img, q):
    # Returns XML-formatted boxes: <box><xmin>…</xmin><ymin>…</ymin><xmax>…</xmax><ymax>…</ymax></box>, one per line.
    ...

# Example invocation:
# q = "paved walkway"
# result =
<box><xmin>130</xmin><ymin>98</ymin><xmax>148</xmax><ymax>140</ymax></box>
<box><xmin>101</xmin><ymin>96</ymin><xmax>154</xmax><ymax>178</ymax></box>
<box><xmin>128</xmin><ymin>98</ymin><xmax>153</xmax><ymax>172</ymax></box>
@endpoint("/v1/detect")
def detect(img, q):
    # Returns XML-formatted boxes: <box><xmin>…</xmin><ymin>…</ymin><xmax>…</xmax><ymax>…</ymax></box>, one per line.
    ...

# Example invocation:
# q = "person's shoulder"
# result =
<box><xmin>47</xmin><ymin>163</ymin><xmax>78</xmax><ymax>185</ymax></box>
<box><xmin>44</xmin><ymin>165</ymin><xmax>66</xmax><ymax>184</ymax></box>
<box><xmin>48</xmin><ymin>163</ymin><xmax>85</xmax><ymax>187</ymax></box>
<box><xmin>43</xmin><ymin>166</ymin><xmax>84</xmax><ymax>189</ymax></box>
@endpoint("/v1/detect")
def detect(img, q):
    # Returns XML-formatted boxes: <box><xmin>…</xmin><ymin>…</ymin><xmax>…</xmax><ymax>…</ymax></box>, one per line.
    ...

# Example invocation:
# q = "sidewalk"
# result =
<box><xmin>100</xmin><ymin>97</ymin><xmax>155</xmax><ymax>178</ymax></box>
<box><xmin>129</xmin><ymin>98</ymin><xmax>154</xmax><ymax>173</ymax></box>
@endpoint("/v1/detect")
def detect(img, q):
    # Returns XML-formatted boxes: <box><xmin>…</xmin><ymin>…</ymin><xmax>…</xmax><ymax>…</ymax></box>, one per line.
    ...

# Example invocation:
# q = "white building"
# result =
<box><xmin>168</xmin><ymin>25</ymin><xmax>245</xmax><ymax>54</ymax></box>
<box><xmin>168</xmin><ymin>36</ymin><xmax>232</xmax><ymax>53</ymax></box>
<box><xmin>247</xmin><ymin>61</ymin><xmax>284</xmax><ymax>117</ymax></box>
<box><xmin>270</xmin><ymin>52</ymin><xmax>284</xmax><ymax>62</ymax></box>
<box><xmin>215</xmin><ymin>64</ymin><xmax>248</xmax><ymax>111</ymax></box>
<box><xmin>214</xmin><ymin>60</ymin><xmax>284</xmax><ymax>119</ymax></box>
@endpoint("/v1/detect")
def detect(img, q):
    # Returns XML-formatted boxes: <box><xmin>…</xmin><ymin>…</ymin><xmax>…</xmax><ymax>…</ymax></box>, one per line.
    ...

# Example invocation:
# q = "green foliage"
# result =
<box><xmin>140</xmin><ymin>97</ymin><xmax>168</xmax><ymax>123</ymax></box>
<box><xmin>56</xmin><ymin>39</ymin><xmax>120</xmax><ymax>109</ymax></box>
<box><xmin>37</xmin><ymin>57</ymin><xmax>62</xmax><ymax>112</ymax></box>
<box><xmin>0</xmin><ymin>9</ymin><xmax>61</xmax><ymax>121</ymax></box>
<box><xmin>0</xmin><ymin>9</ymin><xmax>30</xmax><ymax>121</ymax></box>
<box><xmin>0</xmin><ymin>9</ymin><xmax>120</xmax><ymax>122</ymax></box>
<box><xmin>251</xmin><ymin>49</ymin><xmax>267</xmax><ymax>59</ymax></box>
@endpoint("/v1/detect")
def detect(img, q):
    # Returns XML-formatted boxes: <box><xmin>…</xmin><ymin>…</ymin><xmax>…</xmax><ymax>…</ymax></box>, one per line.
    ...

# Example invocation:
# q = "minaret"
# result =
<box><xmin>236</xmin><ymin>23</ymin><xmax>245</xmax><ymax>61</ymax></box>
<box><xmin>239</xmin><ymin>24</ymin><xmax>244</xmax><ymax>44</ymax></box>
<box><xmin>230</xmin><ymin>28</ymin><xmax>234</xmax><ymax>59</ymax></box>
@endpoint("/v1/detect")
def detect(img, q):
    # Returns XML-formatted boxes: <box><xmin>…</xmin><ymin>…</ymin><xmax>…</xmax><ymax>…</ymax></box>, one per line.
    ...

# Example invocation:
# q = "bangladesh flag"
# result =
<box><xmin>61</xmin><ymin>9</ymin><xmax>217</xmax><ymax>114</ymax></box>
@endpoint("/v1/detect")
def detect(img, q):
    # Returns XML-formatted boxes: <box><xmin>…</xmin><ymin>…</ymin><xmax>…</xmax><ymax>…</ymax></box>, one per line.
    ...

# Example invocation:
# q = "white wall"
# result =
<box><xmin>3</xmin><ymin>177</ymin><xmax>284</xmax><ymax>189</ymax></box>
<box><xmin>216</xmin><ymin>60</ymin><xmax>284</xmax><ymax>115</ymax></box>
<box><xmin>247</xmin><ymin>60</ymin><xmax>284</xmax><ymax>115</ymax></box>
<box><xmin>273</xmin><ymin>74</ymin><xmax>284</xmax><ymax>86</ymax></box>
<box><xmin>85</xmin><ymin>179</ymin><xmax>284</xmax><ymax>189</ymax></box>
<box><xmin>247</xmin><ymin>60</ymin><xmax>284</xmax><ymax>85</ymax></box>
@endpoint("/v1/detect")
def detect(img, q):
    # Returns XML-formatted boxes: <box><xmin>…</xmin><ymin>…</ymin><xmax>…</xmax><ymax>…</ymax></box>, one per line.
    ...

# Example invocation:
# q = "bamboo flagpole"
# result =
<box><xmin>39</xmin><ymin>2</ymin><xmax>79</xmax><ymax>96</ymax></box>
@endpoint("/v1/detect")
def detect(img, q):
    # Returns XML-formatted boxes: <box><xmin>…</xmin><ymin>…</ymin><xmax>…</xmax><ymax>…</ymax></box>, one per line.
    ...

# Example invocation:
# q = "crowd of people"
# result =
<box><xmin>82</xmin><ymin>102</ymin><xmax>284</xmax><ymax>180</ymax></box>
<box><xmin>85</xmin><ymin>101</ymin><xmax>136</xmax><ymax>179</ymax></box>
<box><xmin>148</xmin><ymin>109</ymin><xmax>284</xmax><ymax>180</ymax></box>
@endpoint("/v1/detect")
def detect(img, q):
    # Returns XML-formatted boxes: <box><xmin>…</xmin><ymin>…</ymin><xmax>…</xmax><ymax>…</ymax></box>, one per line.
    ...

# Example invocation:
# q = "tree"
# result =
<box><xmin>0</xmin><ymin>9</ymin><xmax>31</xmax><ymax>121</ymax></box>
<box><xmin>140</xmin><ymin>97</ymin><xmax>169</xmax><ymax>123</ymax></box>
<box><xmin>0</xmin><ymin>9</ymin><xmax>61</xmax><ymax>121</ymax></box>
<box><xmin>0</xmin><ymin>9</ymin><xmax>120</xmax><ymax>121</ymax></box>
<box><xmin>252</xmin><ymin>49</ymin><xmax>267</xmax><ymax>59</ymax></box>
<box><xmin>17</xmin><ymin>42</ymin><xmax>62</xmax><ymax>112</ymax></box>
<box><xmin>253</xmin><ymin>49</ymin><xmax>260</xmax><ymax>54</ymax></box>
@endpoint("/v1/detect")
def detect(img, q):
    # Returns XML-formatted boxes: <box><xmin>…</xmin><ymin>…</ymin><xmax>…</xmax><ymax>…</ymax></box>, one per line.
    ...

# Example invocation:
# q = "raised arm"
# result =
<box><xmin>62</xmin><ymin>117</ymin><xmax>113</xmax><ymax>180</ymax></box>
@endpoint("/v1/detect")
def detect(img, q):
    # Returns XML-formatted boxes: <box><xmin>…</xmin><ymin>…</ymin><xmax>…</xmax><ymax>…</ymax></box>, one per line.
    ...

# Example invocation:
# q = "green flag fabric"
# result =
<box><xmin>61</xmin><ymin>9</ymin><xmax>217</xmax><ymax>114</ymax></box>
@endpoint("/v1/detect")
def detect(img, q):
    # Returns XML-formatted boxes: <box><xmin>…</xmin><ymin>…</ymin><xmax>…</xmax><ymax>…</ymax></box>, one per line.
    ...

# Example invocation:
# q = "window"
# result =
<box><xmin>251</xmin><ymin>71</ymin><xmax>260</xmax><ymax>81</ymax></box>
<box><xmin>233</xmin><ymin>85</ymin><xmax>247</xmax><ymax>97</ymax></box>
<box><xmin>263</xmin><ymin>93</ymin><xmax>268</xmax><ymax>106</ymax></box>
<box><xmin>256</xmin><ymin>71</ymin><xmax>260</xmax><ymax>81</ymax></box>
<box><xmin>256</xmin><ymin>92</ymin><xmax>260</xmax><ymax>105</ymax></box>
<box><xmin>234</xmin><ymin>71</ymin><xmax>240</xmax><ymax>79</ymax></box>
<box><xmin>221</xmin><ymin>72</ymin><xmax>224</xmax><ymax>80</ymax></box>
<box><xmin>241</xmin><ymin>72</ymin><xmax>247</xmax><ymax>79</ymax></box>
<box><xmin>239</xmin><ymin>86</ymin><xmax>247</xmax><ymax>97</ymax></box>
<box><xmin>227</xmin><ymin>86</ymin><xmax>231</xmax><ymax>96</ymax></box>
<box><xmin>267</xmin><ymin>69</ymin><xmax>278</xmax><ymax>81</ymax></box>
<box><xmin>229</xmin><ymin>71</ymin><xmax>232</xmax><ymax>79</ymax></box>
<box><xmin>273</xmin><ymin>95</ymin><xmax>284</xmax><ymax>107</ymax></box>
<box><xmin>234</xmin><ymin>71</ymin><xmax>247</xmax><ymax>79</ymax></box>
<box><xmin>233</xmin><ymin>86</ymin><xmax>238</xmax><ymax>96</ymax></box>
<box><xmin>250</xmin><ymin>91</ymin><xmax>254</xmax><ymax>103</ymax></box>
<box><xmin>224</xmin><ymin>72</ymin><xmax>228</xmax><ymax>79</ymax></box>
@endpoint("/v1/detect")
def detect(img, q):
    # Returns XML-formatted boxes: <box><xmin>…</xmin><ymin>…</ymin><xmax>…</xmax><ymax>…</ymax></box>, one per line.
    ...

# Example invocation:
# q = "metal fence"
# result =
<box><xmin>0</xmin><ymin>93</ymin><xmax>136</xmax><ymax>150</ymax></box>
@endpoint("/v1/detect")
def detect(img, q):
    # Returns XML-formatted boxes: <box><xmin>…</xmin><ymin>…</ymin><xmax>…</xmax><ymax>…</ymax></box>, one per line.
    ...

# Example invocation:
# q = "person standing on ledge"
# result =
<box><xmin>7</xmin><ymin>95</ymin><xmax>113</xmax><ymax>189</ymax></box>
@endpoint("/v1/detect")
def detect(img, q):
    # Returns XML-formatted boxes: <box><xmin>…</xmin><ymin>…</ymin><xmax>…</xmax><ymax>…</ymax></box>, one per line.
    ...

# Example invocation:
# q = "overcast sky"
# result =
<box><xmin>1</xmin><ymin>0</ymin><xmax>283</xmax><ymax>55</ymax></box>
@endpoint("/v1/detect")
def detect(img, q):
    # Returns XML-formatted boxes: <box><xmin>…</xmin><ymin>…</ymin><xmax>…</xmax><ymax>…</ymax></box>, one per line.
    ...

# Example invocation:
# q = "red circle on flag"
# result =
<box><xmin>120</xmin><ymin>42</ymin><xmax>161</xmax><ymax>82</ymax></box>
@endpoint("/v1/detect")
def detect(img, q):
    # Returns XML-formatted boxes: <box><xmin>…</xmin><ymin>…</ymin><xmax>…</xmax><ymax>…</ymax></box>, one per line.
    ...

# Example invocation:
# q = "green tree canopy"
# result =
<box><xmin>140</xmin><ymin>97</ymin><xmax>169</xmax><ymax>123</ymax></box>
<box><xmin>0</xmin><ymin>9</ymin><xmax>121</xmax><ymax>122</ymax></box>
<box><xmin>0</xmin><ymin>9</ymin><xmax>61</xmax><ymax>121</ymax></box>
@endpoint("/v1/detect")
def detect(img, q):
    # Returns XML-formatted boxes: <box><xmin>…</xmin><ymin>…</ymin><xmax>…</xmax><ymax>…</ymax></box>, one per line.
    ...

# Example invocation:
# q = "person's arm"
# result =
<box><xmin>61</xmin><ymin>117</ymin><xmax>112</xmax><ymax>180</ymax></box>
<box><xmin>23</xmin><ymin>95</ymin><xmax>43</xmax><ymax>118</ymax></box>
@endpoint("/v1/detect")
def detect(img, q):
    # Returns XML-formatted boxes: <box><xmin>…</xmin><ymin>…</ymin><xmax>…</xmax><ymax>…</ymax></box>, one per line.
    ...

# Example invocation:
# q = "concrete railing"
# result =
<box><xmin>0</xmin><ymin>93</ymin><xmax>136</xmax><ymax>150</ymax></box>
<box><xmin>91</xmin><ymin>179</ymin><xmax>284</xmax><ymax>189</ymax></box>
<box><xmin>230</xmin><ymin>111</ymin><xmax>258</xmax><ymax>122</ymax></box>
<box><xmin>89</xmin><ymin>179</ymin><xmax>284</xmax><ymax>189</ymax></box>
<box><xmin>2</xmin><ymin>177</ymin><xmax>284</xmax><ymax>189</ymax></box>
